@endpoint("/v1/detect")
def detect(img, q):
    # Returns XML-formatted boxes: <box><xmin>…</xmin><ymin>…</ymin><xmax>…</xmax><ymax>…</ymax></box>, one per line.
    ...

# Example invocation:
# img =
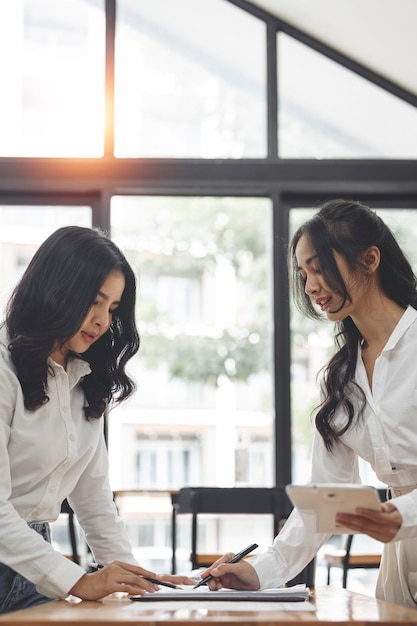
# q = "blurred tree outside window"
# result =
<box><xmin>109</xmin><ymin>195</ymin><xmax>274</xmax><ymax>491</ymax></box>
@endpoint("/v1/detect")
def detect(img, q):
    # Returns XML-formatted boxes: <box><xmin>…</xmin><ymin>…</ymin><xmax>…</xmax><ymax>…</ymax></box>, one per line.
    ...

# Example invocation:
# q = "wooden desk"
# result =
<box><xmin>1</xmin><ymin>587</ymin><xmax>417</xmax><ymax>625</ymax></box>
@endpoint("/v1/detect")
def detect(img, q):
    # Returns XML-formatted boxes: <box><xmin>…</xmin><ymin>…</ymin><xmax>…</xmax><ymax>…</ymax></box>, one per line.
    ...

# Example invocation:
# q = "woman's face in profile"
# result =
<box><xmin>50</xmin><ymin>270</ymin><xmax>125</xmax><ymax>367</ymax></box>
<box><xmin>296</xmin><ymin>234</ymin><xmax>367</xmax><ymax>322</ymax></box>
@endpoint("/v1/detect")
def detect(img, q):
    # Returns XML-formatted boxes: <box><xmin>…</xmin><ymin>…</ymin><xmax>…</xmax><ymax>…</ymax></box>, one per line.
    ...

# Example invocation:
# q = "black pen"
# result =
<box><xmin>88</xmin><ymin>563</ymin><xmax>182</xmax><ymax>590</ymax></box>
<box><xmin>192</xmin><ymin>542</ymin><xmax>258</xmax><ymax>589</ymax></box>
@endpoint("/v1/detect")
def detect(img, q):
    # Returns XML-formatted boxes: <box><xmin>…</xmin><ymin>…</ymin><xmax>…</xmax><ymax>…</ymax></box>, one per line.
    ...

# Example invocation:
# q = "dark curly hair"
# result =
<box><xmin>5</xmin><ymin>225</ymin><xmax>140</xmax><ymax>418</ymax></box>
<box><xmin>288</xmin><ymin>199</ymin><xmax>417</xmax><ymax>450</ymax></box>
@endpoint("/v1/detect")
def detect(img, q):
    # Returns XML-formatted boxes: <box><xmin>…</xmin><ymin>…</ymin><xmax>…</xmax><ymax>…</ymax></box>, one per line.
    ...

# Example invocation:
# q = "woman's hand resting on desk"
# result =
<box><xmin>335</xmin><ymin>501</ymin><xmax>402</xmax><ymax>543</ymax></box>
<box><xmin>69</xmin><ymin>560</ymin><xmax>194</xmax><ymax>600</ymax></box>
<box><xmin>201</xmin><ymin>554</ymin><xmax>261</xmax><ymax>591</ymax></box>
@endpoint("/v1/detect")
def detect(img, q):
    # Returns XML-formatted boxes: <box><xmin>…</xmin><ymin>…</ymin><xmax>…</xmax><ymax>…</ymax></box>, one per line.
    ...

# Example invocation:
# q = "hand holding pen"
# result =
<box><xmin>192</xmin><ymin>543</ymin><xmax>258</xmax><ymax>589</ymax></box>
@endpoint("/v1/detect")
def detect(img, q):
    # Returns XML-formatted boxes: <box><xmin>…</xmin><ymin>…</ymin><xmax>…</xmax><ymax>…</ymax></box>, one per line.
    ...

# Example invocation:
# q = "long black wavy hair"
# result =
<box><xmin>5</xmin><ymin>225</ymin><xmax>140</xmax><ymax>418</ymax></box>
<box><xmin>288</xmin><ymin>199</ymin><xmax>417</xmax><ymax>450</ymax></box>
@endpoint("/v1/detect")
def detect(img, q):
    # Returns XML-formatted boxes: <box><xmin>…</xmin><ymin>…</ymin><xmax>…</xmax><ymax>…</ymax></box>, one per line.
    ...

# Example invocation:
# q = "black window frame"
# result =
<box><xmin>0</xmin><ymin>0</ymin><xmax>417</xmax><ymax>486</ymax></box>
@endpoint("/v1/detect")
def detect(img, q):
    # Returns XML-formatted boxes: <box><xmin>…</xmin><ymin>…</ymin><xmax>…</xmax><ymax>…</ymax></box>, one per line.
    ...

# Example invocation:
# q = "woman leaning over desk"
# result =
<box><xmin>203</xmin><ymin>199</ymin><xmax>417</xmax><ymax>609</ymax></box>
<box><xmin>0</xmin><ymin>226</ymin><xmax>191</xmax><ymax>615</ymax></box>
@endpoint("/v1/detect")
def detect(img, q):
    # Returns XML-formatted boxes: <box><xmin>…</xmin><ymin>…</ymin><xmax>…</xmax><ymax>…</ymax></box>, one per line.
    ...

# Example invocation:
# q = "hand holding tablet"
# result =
<box><xmin>286</xmin><ymin>484</ymin><xmax>382</xmax><ymax>533</ymax></box>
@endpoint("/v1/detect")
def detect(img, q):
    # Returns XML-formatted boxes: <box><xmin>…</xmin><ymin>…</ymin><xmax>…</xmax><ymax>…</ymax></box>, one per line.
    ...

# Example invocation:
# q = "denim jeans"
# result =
<box><xmin>0</xmin><ymin>522</ymin><xmax>54</xmax><ymax>615</ymax></box>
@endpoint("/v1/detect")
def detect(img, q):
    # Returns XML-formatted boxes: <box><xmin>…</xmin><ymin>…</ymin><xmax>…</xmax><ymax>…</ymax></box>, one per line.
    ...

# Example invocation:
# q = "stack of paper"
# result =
<box><xmin>131</xmin><ymin>584</ymin><xmax>311</xmax><ymax>602</ymax></box>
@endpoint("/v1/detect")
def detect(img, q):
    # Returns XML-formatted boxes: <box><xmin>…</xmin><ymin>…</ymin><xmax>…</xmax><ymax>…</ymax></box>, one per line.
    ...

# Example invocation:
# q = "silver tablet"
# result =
<box><xmin>286</xmin><ymin>484</ymin><xmax>382</xmax><ymax>533</ymax></box>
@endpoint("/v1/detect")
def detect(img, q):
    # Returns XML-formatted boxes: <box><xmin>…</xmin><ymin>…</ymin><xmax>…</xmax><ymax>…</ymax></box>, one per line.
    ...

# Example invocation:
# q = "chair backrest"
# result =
<box><xmin>175</xmin><ymin>486</ymin><xmax>314</xmax><ymax>586</ymax></box>
<box><xmin>60</xmin><ymin>499</ymin><xmax>80</xmax><ymax>564</ymax></box>
<box><xmin>178</xmin><ymin>486</ymin><xmax>289</xmax><ymax>519</ymax></box>
<box><xmin>378</xmin><ymin>487</ymin><xmax>387</xmax><ymax>502</ymax></box>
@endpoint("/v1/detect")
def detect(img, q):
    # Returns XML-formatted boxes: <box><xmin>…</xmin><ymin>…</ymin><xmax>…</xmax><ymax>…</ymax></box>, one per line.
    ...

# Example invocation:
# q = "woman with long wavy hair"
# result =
<box><xmin>201</xmin><ymin>199</ymin><xmax>417</xmax><ymax>609</ymax></box>
<box><xmin>0</xmin><ymin>226</ymin><xmax>191</xmax><ymax>614</ymax></box>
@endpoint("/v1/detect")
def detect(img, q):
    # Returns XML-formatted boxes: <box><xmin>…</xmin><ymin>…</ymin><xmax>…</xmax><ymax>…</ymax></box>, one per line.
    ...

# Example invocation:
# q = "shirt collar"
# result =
<box><xmin>47</xmin><ymin>356</ymin><xmax>91</xmax><ymax>389</ymax></box>
<box><xmin>383</xmin><ymin>305</ymin><xmax>417</xmax><ymax>352</ymax></box>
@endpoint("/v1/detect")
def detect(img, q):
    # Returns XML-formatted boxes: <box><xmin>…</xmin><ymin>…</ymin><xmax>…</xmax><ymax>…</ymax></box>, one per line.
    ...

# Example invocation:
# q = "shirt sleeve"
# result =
<box><xmin>0</xmin><ymin>369</ymin><xmax>87</xmax><ymax>600</ymax></box>
<box><xmin>67</xmin><ymin>428</ymin><xmax>137</xmax><ymax>567</ymax></box>
<box><xmin>390</xmin><ymin>491</ymin><xmax>417</xmax><ymax>540</ymax></box>
<box><xmin>250</xmin><ymin>431</ymin><xmax>361</xmax><ymax>589</ymax></box>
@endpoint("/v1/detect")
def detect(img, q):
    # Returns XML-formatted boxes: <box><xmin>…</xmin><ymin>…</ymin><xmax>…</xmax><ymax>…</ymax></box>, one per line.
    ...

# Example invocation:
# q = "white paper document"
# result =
<box><xmin>131</xmin><ymin>583</ymin><xmax>311</xmax><ymax>603</ymax></box>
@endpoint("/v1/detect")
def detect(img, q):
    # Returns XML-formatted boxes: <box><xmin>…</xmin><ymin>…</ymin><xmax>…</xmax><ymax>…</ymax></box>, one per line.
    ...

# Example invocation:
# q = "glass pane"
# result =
<box><xmin>110</xmin><ymin>195</ymin><xmax>273</xmax><ymax>571</ymax></box>
<box><xmin>289</xmin><ymin>207</ymin><xmax>417</xmax><ymax>486</ymax></box>
<box><xmin>0</xmin><ymin>206</ymin><xmax>92</xmax><ymax>312</ymax></box>
<box><xmin>115</xmin><ymin>0</ymin><xmax>266</xmax><ymax>158</ymax></box>
<box><xmin>109</xmin><ymin>195</ymin><xmax>273</xmax><ymax>489</ymax></box>
<box><xmin>0</xmin><ymin>0</ymin><xmax>105</xmax><ymax>157</ymax></box>
<box><xmin>278</xmin><ymin>33</ymin><xmax>417</xmax><ymax>158</ymax></box>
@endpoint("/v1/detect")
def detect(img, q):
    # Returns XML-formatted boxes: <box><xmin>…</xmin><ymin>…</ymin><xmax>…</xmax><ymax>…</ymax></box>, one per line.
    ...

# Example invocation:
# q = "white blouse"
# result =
<box><xmin>250</xmin><ymin>305</ymin><xmax>417</xmax><ymax>590</ymax></box>
<box><xmin>0</xmin><ymin>327</ymin><xmax>136</xmax><ymax>599</ymax></box>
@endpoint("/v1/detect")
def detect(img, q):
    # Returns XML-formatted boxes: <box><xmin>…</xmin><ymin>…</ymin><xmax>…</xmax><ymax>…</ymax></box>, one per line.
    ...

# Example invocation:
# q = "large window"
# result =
<box><xmin>0</xmin><ymin>0</ymin><xmax>416</xmax><ymax>579</ymax></box>
<box><xmin>109</xmin><ymin>195</ymin><xmax>274</xmax><ymax>491</ymax></box>
<box><xmin>278</xmin><ymin>33</ymin><xmax>417</xmax><ymax>158</ymax></box>
<box><xmin>115</xmin><ymin>0</ymin><xmax>266</xmax><ymax>158</ymax></box>
<box><xmin>0</xmin><ymin>0</ymin><xmax>105</xmax><ymax>157</ymax></box>
<box><xmin>0</xmin><ymin>205</ymin><xmax>92</xmax><ymax>311</ymax></box>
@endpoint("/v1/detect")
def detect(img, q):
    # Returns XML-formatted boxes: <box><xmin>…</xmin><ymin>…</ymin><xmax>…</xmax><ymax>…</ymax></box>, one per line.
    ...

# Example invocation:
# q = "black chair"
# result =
<box><xmin>60</xmin><ymin>499</ymin><xmax>80</xmax><ymax>564</ymax></box>
<box><xmin>171</xmin><ymin>486</ymin><xmax>315</xmax><ymax>587</ymax></box>
<box><xmin>324</xmin><ymin>534</ymin><xmax>382</xmax><ymax>588</ymax></box>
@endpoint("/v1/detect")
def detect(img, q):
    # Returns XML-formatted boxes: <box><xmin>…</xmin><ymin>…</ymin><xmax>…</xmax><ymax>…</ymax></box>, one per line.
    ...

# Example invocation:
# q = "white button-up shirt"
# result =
<box><xmin>0</xmin><ymin>327</ymin><xmax>136</xmax><ymax>599</ymax></box>
<box><xmin>251</xmin><ymin>305</ymin><xmax>417</xmax><ymax>590</ymax></box>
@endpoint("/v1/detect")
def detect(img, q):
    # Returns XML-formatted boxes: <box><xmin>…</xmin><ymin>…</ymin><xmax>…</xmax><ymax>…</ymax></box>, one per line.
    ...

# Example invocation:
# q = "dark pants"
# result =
<box><xmin>0</xmin><ymin>522</ymin><xmax>54</xmax><ymax>615</ymax></box>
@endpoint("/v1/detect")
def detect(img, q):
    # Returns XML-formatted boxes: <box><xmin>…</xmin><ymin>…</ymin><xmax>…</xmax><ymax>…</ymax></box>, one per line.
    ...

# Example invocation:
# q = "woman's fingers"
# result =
<box><xmin>335</xmin><ymin>502</ymin><xmax>402</xmax><ymax>542</ymax></box>
<box><xmin>109</xmin><ymin>560</ymin><xmax>159</xmax><ymax>579</ymax></box>
<box><xmin>206</xmin><ymin>561</ymin><xmax>260</xmax><ymax>591</ymax></box>
<box><xmin>71</xmin><ymin>561</ymin><xmax>259</xmax><ymax>598</ymax></box>
<box><xmin>159</xmin><ymin>573</ymin><xmax>195</xmax><ymax>585</ymax></box>
<box><xmin>199</xmin><ymin>552</ymin><xmax>234</xmax><ymax>581</ymax></box>
<box><xmin>69</xmin><ymin>561</ymin><xmax>160</xmax><ymax>600</ymax></box>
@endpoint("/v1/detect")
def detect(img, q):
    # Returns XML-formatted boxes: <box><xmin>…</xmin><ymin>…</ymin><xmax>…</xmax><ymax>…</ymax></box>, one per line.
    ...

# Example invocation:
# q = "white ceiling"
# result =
<box><xmin>250</xmin><ymin>0</ymin><xmax>417</xmax><ymax>97</ymax></box>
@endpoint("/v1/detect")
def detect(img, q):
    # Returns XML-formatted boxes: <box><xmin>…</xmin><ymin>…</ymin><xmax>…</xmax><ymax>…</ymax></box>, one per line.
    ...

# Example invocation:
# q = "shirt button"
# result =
<box><xmin>62</xmin><ymin>406</ymin><xmax>68</xmax><ymax>413</ymax></box>
<box><xmin>69</xmin><ymin>434</ymin><xmax>76</xmax><ymax>442</ymax></box>
<box><xmin>394</xmin><ymin>489</ymin><xmax>401</xmax><ymax>496</ymax></box>
<box><xmin>49</xmin><ymin>486</ymin><xmax>56</xmax><ymax>493</ymax></box>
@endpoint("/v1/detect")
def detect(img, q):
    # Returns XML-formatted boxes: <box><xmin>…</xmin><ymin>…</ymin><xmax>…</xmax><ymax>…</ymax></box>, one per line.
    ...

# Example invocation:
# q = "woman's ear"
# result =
<box><xmin>363</xmin><ymin>246</ymin><xmax>380</xmax><ymax>275</ymax></box>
